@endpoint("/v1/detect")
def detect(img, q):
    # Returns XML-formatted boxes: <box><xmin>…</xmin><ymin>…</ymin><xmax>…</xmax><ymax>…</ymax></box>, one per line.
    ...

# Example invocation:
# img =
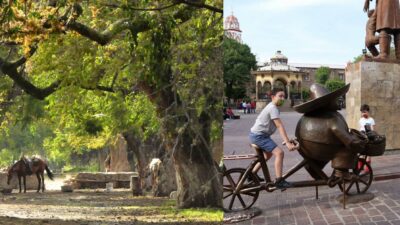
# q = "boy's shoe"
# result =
<box><xmin>275</xmin><ymin>178</ymin><xmax>293</xmax><ymax>190</ymax></box>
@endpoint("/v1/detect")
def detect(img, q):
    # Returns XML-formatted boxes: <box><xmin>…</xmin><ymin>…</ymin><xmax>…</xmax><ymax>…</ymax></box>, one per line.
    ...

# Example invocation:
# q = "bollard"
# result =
<box><xmin>130</xmin><ymin>175</ymin><xmax>142</xmax><ymax>196</ymax></box>
<box><xmin>105</xmin><ymin>182</ymin><xmax>113</xmax><ymax>192</ymax></box>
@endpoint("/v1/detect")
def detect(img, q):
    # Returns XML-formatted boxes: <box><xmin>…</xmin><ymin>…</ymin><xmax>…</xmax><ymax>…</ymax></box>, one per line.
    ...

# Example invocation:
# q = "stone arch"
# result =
<box><xmin>257</xmin><ymin>81</ymin><xmax>262</xmax><ymax>99</ymax></box>
<box><xmin>290</xmin><ymin>80</ymin><xmax>296</xmax><ymax>89</ymax></box>
<box><xmin>297</xmin><ymin>81</ymin><xmax>302</xmax><ymax>93</ymax></box>
<box><xmin>273</xmin><ymin>78</ymin><xmax>288</xmax><ymax>99</ymax></box>
<box><xmin>263</xmin><ymin>81</ymin><xmax>272</xmax><ymax>99</ymax></box>
<box><xmin>257</xmin><ymin>81</ymin><xmax>271</xmax><ymax>99</ymax></box>
<box><xmin>289</xmin><ymin>80</ymin><xmax>297</xmax><ymax>99</ymax></box>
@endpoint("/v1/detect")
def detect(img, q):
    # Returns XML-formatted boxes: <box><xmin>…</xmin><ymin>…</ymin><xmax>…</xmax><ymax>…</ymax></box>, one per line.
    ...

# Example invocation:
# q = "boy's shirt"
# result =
<box><xmin>251</xmin><ymin>102</ymin><xmax>279</xmax><ymax>136</ymax></box>
<box><xmin>359</xmin><ymin>117</ymin><xmax>375</xmax><ymax>131</ymax></box>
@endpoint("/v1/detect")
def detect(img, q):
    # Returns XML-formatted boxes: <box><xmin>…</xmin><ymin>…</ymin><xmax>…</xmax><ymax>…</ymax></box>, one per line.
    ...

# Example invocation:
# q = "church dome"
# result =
<box><xmin>224</xmin><ymin>13</ymin><xmax>241</xmax><ymax>32</ymax></box>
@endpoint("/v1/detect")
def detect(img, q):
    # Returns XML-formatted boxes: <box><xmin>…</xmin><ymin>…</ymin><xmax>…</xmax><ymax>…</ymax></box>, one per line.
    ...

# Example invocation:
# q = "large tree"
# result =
<box><xmin>223</xmin><ymin>38</ymin><xmax>256</xmax><ymax>102</ymax></box>
<box><xmin>325</xmin><ymin>79</ymin><xmax>345</xmax><ymax>92</ymax></box>
<box><xmin>315</xmin><ymin>66</ymin><xmax>330</xmax><ymax>85</ymax></box>
<box><xmin>0</xmin><ymin>0</ymin><xmax>223</xmax><ymax>208</ymax></box>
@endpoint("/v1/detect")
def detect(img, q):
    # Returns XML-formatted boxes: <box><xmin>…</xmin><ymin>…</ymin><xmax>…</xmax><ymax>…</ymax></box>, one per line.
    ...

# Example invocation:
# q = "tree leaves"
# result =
<box><xmin>223</xmin><ymin>38</ymin><xmax>256</xmax><ymax>101</ymax></box>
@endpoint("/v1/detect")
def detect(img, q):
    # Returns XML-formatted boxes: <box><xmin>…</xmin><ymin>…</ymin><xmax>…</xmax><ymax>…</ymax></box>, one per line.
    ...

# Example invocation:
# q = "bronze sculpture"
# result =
<box><xmin>365</xmin><ymin>9</ymin><xmax>380</xmax><ymax>57</ymax></box>
<box><xmin>364</xmin><ymin>0</ymin><xmax>400</xmax><ymax>59</ymax></box>
<box><xmin>294</xmin><ymin>84</ymin><xmax>367</xmax><ymax>179</ymax></box>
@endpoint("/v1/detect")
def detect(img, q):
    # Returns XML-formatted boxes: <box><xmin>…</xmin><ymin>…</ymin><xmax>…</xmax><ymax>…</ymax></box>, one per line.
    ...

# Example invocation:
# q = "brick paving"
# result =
<box><xmin>223</xmin><ymin>111</ymin><xmax>400</xmax><ymax>225</ymax></box>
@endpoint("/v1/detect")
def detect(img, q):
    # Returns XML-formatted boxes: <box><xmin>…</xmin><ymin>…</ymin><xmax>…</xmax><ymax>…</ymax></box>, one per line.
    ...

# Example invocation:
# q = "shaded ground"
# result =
<box><xmin>0</xmin><ymin>189</ymin><xmax>222</xmax><ymax>225</ymax></box>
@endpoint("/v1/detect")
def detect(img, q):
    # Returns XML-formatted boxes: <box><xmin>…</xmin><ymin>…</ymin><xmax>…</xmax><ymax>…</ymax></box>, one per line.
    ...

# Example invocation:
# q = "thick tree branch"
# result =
<box><xmin>66</xmin><ymin>19</ymin><xmax>150</xmax><ymax>46</ymax></box>
<box><xmin>12</xmin><ymin>45</ymin><xmax>37</xmax><ymax>67</ymax></box>
<box><xmin>1</xmin><ymin>59</ymin><xmax>117</xmax><ymax>99</ymax></box>
<box><xmin>174</xmin><ymin>0</ymin><xmax>222</xmax><ymax>13</ymax></box>
<box><xmin>0</xmin><ymin>2</ymin><xmax>207</xmax><ymax>100</ymax></box>
<box><xmin>103</xmin><ymin>2</ymin><xmax>180</xmax><ymax>11</ymax></box>
<box><xmin>65</xmin><ymin>3</ymin><xmax>196</xmax><ymax>46</ymax></box>
<box><xmin>0</xmin><ymin>66</ymin><xmax>60</xmax><ymax>100</ymax></box>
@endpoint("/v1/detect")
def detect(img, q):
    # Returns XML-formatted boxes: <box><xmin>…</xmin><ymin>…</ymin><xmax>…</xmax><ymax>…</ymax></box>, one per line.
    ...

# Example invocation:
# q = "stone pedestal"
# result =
<box><xmin>346</xmin><ymin>61</ymin><xmax>400</xmax><ymax>150</ymax></box>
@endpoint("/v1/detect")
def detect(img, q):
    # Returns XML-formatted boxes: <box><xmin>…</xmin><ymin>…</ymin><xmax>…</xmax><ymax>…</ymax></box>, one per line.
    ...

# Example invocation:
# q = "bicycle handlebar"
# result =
<box><xmin>282</xmin><ymin>139</ymin><xmax>300</xmax><ymax>151</ymax></box>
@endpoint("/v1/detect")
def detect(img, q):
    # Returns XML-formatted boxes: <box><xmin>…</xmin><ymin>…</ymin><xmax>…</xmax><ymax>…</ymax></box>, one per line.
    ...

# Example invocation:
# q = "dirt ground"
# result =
<box><xmin>0</xmin><ymin>189</ymin><xmax>222</xmax><ymax>225</ymax></box>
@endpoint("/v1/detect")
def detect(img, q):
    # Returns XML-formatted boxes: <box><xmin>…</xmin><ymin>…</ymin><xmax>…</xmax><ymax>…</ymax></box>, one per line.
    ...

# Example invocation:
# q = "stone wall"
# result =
<box><xmin>0</xmin><ymin>172</ymin><xmax>39</xmax><ymax>190</ymax></box>
<box><xmin>70</xmin><ymin>172</ymin><xmax>138</xmax><ymax>189</ymax></box>
<box><xmin>346</xmin><ymin>61</ymin><xmax>400</xmax><ymax>150</ymax></box>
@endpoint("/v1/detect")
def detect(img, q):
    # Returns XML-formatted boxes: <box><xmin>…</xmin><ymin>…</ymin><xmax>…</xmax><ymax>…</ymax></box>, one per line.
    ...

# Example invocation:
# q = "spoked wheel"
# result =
<box><xmin>223</xmin><ymin>168</ymin><xmax>260</xmax><ymax>211</ymax></box>
<box><xmin>339</xmin><ymin>158</ymin><xmax>373</xmax><ymax>195</ymax></box>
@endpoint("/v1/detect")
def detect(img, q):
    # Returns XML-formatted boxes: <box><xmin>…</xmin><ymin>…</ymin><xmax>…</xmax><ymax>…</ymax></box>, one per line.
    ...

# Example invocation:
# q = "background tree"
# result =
<box><xmin>315</xmin><ymin>66</ymin><xmax>330</xmax><ymax>85</ymax></box>
<box><xmin>0</xmin><ymin>0</ymin><xmax>223</xmax><ymax>208</ymax></box>
<box><xmin>325</xmin><ymin>79</ymin><xmax>346</xmax><ymax>92</ymax></box>
<box><xmin>223</xmin><ymin>38</ymin><xmax>256</xmax><ymax>102</ymax></box>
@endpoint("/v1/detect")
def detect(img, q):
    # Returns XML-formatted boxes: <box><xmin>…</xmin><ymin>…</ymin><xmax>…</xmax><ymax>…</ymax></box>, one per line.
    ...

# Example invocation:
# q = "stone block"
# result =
<box><xmin>346</xmin><ymin>61</ymin><xmax>400</xmax><ymax>149</ymax></box>
<box><xmin>0</xmin><ymin>172</ymin><xmax>39</xmax><ymax>190</ymax></box>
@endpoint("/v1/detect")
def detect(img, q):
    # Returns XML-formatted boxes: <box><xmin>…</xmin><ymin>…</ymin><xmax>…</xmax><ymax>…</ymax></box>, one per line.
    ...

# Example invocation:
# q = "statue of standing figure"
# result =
<box><xmin>365</xmin><ymin>9</ymin><xmax>381</xmax><ymax>57</ymax></box>
<box><xmin>364</xmin><ymin>0</ymin><xmax>400</xmax><ymax>60</ymax></box>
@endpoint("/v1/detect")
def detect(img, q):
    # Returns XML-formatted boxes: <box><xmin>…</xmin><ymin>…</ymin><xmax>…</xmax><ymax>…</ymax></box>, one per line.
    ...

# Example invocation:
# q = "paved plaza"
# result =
<box><xmin>223</xmin><ymin>111</ymin><xmax>400</xmax><ymax>225</ymax></box>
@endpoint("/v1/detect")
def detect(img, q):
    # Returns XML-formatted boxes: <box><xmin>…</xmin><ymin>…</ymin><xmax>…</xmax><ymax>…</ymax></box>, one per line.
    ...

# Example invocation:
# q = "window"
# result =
<box><xmin>304</xmin><ymin>74</ymin><xmax>310</xmax><ymax>81</ymax></box>
<box><xmin>338</xmin><ymin>73</ymin><xmax>344</xmax><ymax>80</ymax></box>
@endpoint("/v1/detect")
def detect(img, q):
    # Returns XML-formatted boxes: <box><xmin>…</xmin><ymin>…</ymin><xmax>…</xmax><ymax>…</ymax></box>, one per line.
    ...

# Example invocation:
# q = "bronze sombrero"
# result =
<box><xmin>294</xmin><ymin>83</ymin><xmax>350</xmax><ymax>114</ymax></box>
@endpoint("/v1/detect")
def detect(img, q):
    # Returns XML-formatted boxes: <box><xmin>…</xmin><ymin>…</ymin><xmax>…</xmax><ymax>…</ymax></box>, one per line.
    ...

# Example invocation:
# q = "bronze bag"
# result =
<box><xmin>350</xmin><ymin>129</ymin><xmax>386</xmax><ymax>156</ymax></box>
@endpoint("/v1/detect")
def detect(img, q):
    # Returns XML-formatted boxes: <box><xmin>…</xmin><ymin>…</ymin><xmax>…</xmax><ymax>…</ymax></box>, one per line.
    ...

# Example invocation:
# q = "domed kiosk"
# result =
<box><xmin>252</xmin><ymin>51</ymin><xmax>305</xmax><ymax>111</ymax></box>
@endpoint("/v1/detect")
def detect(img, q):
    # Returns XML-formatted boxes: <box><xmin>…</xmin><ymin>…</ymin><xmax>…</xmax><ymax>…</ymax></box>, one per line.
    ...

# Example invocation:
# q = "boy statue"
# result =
<box><xmin>364</xmin><ymin>0</ymin><xmax>400</xmax><ymax>60</ymax></box>
<box><xmin>365</xmin><ymin>9</ymin><xmax>381</xmax><ymax>57</ymax></box>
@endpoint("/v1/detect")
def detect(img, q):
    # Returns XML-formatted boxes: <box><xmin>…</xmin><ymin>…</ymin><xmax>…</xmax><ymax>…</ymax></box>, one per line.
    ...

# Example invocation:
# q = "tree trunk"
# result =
<box><xmin>109</xmin><ymin>134</ymin><xmax>131</xmax><ymax>172</ymax></box>
<box><xmin>123</xmin><ymin>131</ymin><xmax>176</xmax><ymax>196</ymax></box>
<box><xmin>163</xmin><ymin>113</ymin><xmax>222</xmax><ymax>208</ymax></box>
<box><xmin>141</xmin><ymin>18</ymin><xmax>222</xmax><ymax>207</ymax></box>
<box><xmin>173</xmin><ymin>140</ymin><xmax>222</xmax><ymax>208</ymax></box>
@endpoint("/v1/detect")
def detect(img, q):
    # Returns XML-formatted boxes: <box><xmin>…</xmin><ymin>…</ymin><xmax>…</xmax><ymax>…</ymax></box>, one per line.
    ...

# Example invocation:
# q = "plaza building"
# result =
<box><xmin>251</xmin><ymin>50</ymin><xmax>345</xmax><ymax>110</ymax></box>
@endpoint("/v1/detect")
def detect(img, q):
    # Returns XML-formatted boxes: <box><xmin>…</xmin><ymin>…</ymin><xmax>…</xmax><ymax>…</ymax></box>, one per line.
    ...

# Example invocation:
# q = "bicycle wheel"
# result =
<box><xmin>339</xmin><ymin>158</ymin><xmax>373</xmax><ymax>195</ymax></box>
<box><xmin>223</xmin><ymin>168</ymin><xmax>260</xmax><ymax>211</ymax></box>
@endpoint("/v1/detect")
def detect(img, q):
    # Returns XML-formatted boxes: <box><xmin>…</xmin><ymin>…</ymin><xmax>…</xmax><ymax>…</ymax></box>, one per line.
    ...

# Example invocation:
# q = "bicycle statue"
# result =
<box><xmin>223</xmin><ymin>84</ymin><xmax>386</xmax><ymax>211</ymax></box>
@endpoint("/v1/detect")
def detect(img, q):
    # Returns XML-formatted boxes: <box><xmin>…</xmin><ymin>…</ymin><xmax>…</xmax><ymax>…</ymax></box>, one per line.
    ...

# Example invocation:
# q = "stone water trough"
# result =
<box><xmin>0</xmin><ymin>172</ymin><xmax>39</xmax><ymax>191</ymax></box>
<box><xmin>70</xmin><ymin>172</ymin><xmax>139</xmax><ymax>189</ymax></box>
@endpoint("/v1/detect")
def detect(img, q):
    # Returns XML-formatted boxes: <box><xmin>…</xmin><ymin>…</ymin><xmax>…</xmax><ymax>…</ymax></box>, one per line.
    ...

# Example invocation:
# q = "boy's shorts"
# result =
<box><xmin>249</xmin><ymin>132</ymin><xmax>278</xmax><ymax>152</ymax></box>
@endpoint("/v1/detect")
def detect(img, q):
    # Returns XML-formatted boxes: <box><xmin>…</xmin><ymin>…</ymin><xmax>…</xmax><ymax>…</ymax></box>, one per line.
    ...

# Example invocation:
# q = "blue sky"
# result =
<box><xmin>224</xmin><ymin>0</ymin><xmax>370</xmax><ymax>65</ymax></box>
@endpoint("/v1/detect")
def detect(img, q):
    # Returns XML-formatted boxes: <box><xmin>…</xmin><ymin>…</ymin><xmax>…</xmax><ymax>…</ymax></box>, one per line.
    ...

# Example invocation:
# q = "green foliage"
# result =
<box><xmin>325</xmin><ymin>79</ymin><xmax>346</xmax><ymax>92</ymax></box>
<box><xmin>301</xmin><ymin>88</ymin><xmax>311</xmax><ymax>101</ymax></box>
<box><xmin>353</xmin><ymin>54</ymin><xmax>363</xmax><ymax>63</ymax></box>
<box><xmin>0</xmin><ymin>2</ymin><xmax>224</xmax><ymax>207</ymax></box>
<box><xmin>0</xmin><ymin>148</ymin><xmax>13</xmax><ymax>167</ymax></box>
<box><xmin>223</xmin><ymin>38</ymin><xmax>257</xmax><ymax>101</ymax></box>
<box><xmin>175</xmin><ymin>208</ymin><xmax>223</xmax><ymax>222</ymax></box>
<box><xmin>0</xmin><ymin>1</ymin><xmax>222</xmax><ymax>170</ymax></box>
<box><xmin>315</xmin><ymin>66</ymin><xmax>330</xmax><ymax>85</ymax></box>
